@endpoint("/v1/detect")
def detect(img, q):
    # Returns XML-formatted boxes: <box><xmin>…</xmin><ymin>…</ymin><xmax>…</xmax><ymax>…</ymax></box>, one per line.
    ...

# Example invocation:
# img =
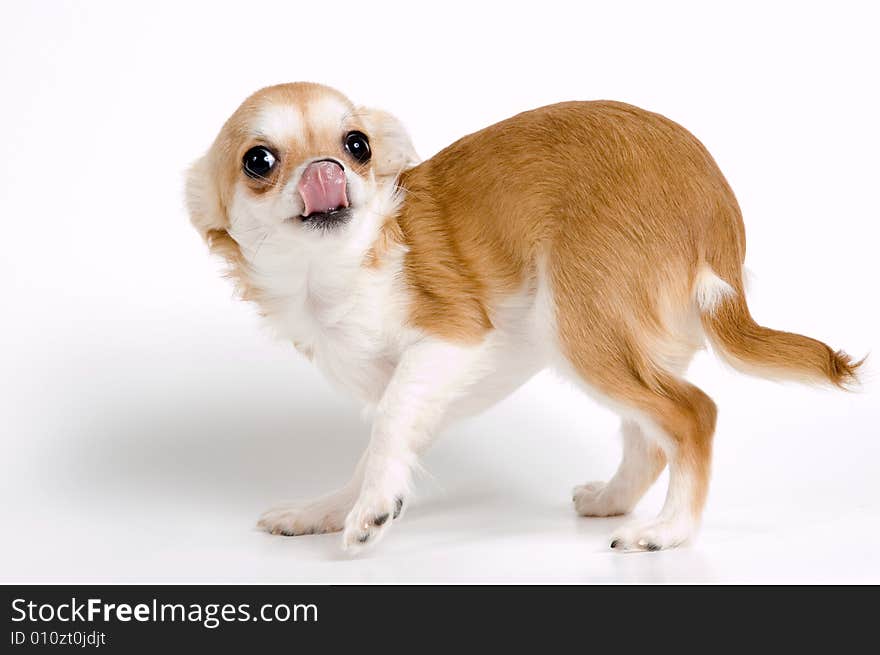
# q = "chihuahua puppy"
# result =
<box><xmin>186</xmin><ymin>82</ymin><xmax>861</xmax><ymax>552</ymax></box>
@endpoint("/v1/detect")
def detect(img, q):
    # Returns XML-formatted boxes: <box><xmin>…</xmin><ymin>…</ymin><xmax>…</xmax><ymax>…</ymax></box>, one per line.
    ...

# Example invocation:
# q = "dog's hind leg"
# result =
<box><xmin>551</xmin><ymin>253</ymin><xmax>716</xmax><ymax>550</ymax></box>
<box><xmin>561</xmin><ymin>343</ymin><xmax>717</xmax><ymax>551</ymax></box>
<box><xmin>573</xmin><ymin>419</ymin><xmax>666</xmax><ymax>517</ymax></box>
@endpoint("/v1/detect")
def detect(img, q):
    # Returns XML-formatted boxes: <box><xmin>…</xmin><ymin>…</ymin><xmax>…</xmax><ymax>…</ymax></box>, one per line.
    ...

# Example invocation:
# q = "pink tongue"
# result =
<box><xmin>298</xmin><ymin>161</ymin><xmax>349</xmax><ymax>216</ymax></box>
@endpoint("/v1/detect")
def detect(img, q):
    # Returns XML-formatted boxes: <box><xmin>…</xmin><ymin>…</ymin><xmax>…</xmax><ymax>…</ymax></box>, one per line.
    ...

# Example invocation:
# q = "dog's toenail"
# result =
<box><xmin>373</xmin><ymin>513</ymin><xmax>389</xmax><ymax>526</ymax></box>
<box><xmin>646</xmin><ymin>543</ymin><xmax>661</xmax><ymax>551</ymax></box>
<box><xmin>358</xmin><ymin>533</ymin><xmax>370</xmax><ymax>543</ymax></box>
<box><xmin>610</xmin><ymin>539</ymin><xmax>620</xmax><ymax>549</ymax></box>
<box><xmin>393</xmin><ymin>497</ymin><xmax>404</xmax><ymax>519</ymax></box>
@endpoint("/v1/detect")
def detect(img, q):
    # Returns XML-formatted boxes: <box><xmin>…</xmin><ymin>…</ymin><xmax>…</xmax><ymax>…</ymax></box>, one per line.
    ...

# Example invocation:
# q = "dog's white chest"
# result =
<box><xmin>306</xmin><ymin>308</ymin><xmax>399</xmax><ymax>404</ymax></box>
<box><xmin>260</xmin><ymin>254</ymin><xmax>408</xmax><ymax>404</ymax></box>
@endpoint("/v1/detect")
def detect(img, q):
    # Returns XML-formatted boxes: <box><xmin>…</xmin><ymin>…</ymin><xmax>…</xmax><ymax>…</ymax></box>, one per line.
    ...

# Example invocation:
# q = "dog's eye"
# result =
<box><xmin>242</xmin><ymin>146</ymin><xmax>277</xmax><ymax>179</ymax></box>
<box><xmin>344</xmin><ymin>131</ymin><xmax>371</xmax><ymax>163</ymax></box>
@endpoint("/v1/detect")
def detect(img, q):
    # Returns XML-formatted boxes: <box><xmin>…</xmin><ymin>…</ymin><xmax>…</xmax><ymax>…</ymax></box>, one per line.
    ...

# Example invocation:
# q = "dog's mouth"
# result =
<box><xmin>297</xmin><ymin>159</ymin><xmax>350</xmax><ymax>225</ymax></box>
<box><xmin>299</xmin><ymin>206</ymin><xmax>352</xmax><ymax>228</ymax></box>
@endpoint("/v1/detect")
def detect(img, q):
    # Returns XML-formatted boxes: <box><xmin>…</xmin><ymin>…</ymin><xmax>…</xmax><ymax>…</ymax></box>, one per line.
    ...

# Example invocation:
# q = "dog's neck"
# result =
<box><xmin>217</xmin><ymin>181</ymin><xmax>413</xmax><ymax>400</ymax></box>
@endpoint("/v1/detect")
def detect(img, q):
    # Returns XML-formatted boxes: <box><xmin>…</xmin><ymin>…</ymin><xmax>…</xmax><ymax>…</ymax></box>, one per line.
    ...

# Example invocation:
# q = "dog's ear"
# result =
<box><xmin>355</xmin><ymin>107</ymin><xmax>419</xmax><ymax>181</ymax></box>
<box><xmin>185</xmin><ymin>153</ymin><xmax>227</xmax><ymax>238</ymax></box>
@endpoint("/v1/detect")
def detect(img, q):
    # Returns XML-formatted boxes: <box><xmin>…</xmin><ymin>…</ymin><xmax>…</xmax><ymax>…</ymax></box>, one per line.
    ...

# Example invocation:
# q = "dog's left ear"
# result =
<box><xmin>355</xmin><ymin>107</ymin><xmax>419</xmax><ymax>181</ymax></box>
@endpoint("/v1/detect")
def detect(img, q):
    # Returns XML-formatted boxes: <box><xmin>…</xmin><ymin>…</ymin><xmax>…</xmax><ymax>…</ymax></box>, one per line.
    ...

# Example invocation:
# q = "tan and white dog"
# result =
<box><xmin>186</xmin><ymin>82</ymin><xmax>862</xmax><ymax>553</ymax></box>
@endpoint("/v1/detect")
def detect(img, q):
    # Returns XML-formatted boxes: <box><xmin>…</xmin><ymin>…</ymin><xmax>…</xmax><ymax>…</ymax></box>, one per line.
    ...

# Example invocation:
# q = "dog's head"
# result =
<box><xmin>186</xmin><ymin>83</ymin><xmax>417</xmax><ymax>256</ymax></box>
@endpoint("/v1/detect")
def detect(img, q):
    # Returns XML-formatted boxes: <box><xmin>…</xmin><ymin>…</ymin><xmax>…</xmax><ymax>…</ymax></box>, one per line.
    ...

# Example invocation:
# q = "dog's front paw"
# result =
<box><xmin>342</xmin><ymin>491</ymin><xmax>405</xmax><ymax>553</ymax></box>
<box><xmin>257</xmin><ymin>491</ymin><xmax>355</xmax><ymax>536</ymax></box>
<box><xmin>609</xmin><ymin>516</ymin><xmax>695</xmax><ymax>552</ymax></box>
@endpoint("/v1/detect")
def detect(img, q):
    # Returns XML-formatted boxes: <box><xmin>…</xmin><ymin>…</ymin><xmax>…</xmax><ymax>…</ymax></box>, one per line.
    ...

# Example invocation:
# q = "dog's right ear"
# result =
<box><xmin>185</xmin><ymin>153</ymin><xmax>227</xmax><ymax>238</ymax></box>
<box><xmin>184</xmin><ymin>152</ymin><xmax>254</xmax><ymax>298</ymax></box>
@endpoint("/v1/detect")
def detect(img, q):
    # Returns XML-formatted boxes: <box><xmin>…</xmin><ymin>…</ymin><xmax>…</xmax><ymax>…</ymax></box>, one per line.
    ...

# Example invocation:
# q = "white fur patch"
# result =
<box><xmin>255</xmin><ymin>103</ymin><xmax>305</xmax><ymax>144</ymax></box>
<box><xmin>306</xmin><ymin>96</ymin><xmax>352</xmax><ymax>134</ymax></box>
<box><xmin>693</xmin><ymin>266</ymin><xmax>734</xmax><ymax>313</ymax></box>
<box><xmin>229</xmin><ymin>182</ymin><xmax>409</xmax><ymax>404</ymax></box>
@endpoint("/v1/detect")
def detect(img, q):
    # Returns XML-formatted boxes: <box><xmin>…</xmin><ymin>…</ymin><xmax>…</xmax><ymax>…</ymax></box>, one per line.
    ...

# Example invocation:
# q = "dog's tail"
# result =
<box><xmin>694</xmin><ymin>266</ymin><xmax>864</xmax><ymax>389</ymax></box>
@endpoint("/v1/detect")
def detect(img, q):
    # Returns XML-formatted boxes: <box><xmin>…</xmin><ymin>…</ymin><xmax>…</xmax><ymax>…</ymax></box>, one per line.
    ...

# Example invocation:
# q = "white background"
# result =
<box><xmin>1</xmin><ymin>1</ymin><xmax>878</xmax><ymax>583</ymax></box>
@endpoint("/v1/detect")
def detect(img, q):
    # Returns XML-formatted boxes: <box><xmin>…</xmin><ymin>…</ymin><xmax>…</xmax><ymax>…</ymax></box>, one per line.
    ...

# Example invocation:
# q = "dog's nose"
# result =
<box><xmin>298</xmin><ymin>160</ymin><xmax>349</xmax><ymax>217</ymax></box>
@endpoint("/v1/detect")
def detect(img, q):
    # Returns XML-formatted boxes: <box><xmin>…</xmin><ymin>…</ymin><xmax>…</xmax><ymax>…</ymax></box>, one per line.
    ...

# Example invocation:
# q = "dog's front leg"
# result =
<box><xmin>342</xmin><ymin>338</ymin><xmax>485</xmax><ymax>552</ymax></box>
